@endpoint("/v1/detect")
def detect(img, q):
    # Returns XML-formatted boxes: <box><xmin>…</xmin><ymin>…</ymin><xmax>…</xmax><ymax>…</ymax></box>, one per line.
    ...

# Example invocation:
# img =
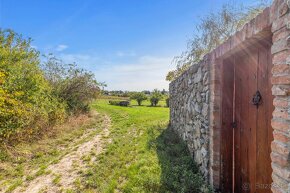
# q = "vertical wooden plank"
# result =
<box><xmin>247</xmin><ymin>47</ymin><xmax>258</xmax><ymax>193</ymax></box>
<box><xmin>255</xmin><ymin>44</ymin><xmax>274</xmax><ymax>193</ymax></box>
<box><xmin>240</xmin><ymin>52</ymin><xmax>249</xmax><ymax>193</ymax></box>
<box><xmin>234</xmin><ymin>51</ymin><xmax>252</xmax><ymax>193</ymax></box>
<box><xmin>234</xmin><ymin>54</ymin><xmax>242</xmax><ymax>193</ymax></box>
<box><xmin>221</xmin><ymin>58</ymin><xmax>234</xmax><ymax>193</ymax></box>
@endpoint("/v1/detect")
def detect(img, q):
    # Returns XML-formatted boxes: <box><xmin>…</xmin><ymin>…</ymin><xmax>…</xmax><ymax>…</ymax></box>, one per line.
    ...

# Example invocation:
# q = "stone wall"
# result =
<box><xmin>169</xmin><ymin>1</ymin><xmax>290</xmax><ymax>192</ymax></box>
<box><xmin>169</xmin><ymin>60</ymin><xmax>210</xmax><ymax>179</ymax></box>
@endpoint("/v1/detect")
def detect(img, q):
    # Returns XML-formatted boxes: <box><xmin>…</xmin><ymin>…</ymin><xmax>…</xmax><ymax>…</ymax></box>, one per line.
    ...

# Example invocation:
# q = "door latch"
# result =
<box><xmin>252</xmin><ymin>91</ymin><xmax>262</xmax><ymax>108</ymax></box>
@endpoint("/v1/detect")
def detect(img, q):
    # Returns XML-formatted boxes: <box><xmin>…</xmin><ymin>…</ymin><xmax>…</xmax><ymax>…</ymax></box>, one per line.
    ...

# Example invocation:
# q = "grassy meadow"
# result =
<box><xmin>0</xmin><ymin>98</ymin><xmax>211</xmax><ymax>193</ymax></box>
<box><xmin>77</xmin><ymin>99</ymin><xmax>211</xmax><ymax>193</ymax></box>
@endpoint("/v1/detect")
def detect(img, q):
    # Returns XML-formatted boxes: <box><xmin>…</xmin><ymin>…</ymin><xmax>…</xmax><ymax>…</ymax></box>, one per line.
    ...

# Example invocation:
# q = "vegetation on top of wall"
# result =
<box><xmin>166</xmin><ymin>0</ymin><xmax>271</xmax><ymax>81</ymax></box>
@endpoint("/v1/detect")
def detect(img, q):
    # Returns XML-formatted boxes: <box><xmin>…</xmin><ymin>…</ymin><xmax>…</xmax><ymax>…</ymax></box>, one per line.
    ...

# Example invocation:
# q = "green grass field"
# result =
<box><xmin>0</xmin><ymin>99</ymin><xmax>211</xmax><ymax>193</ymax></box>
<box><xmin>78</xmin><ymin>99</ymin><xmax>211</xmax><ymax>193</ymax></box>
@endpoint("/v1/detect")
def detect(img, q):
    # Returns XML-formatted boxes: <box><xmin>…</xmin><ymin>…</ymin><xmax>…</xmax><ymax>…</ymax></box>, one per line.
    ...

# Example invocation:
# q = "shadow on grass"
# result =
<box><xmin>147</xmin><ymin>126</ymin><xmax>212</xmax><ymax>193</ymax></box>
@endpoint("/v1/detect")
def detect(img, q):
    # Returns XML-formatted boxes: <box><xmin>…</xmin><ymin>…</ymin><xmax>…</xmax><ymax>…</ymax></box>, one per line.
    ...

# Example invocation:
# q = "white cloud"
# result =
<box><xmin>58</xmin><ymin>53</ymin><xmax>104</xmax><ymax>70</ymax></box>
<box><xmin>55</xmin><ymin>44</ymin><xmax>68</xmax><ymax>52</ymax></box>
<box><xmin>58</xmin><ymin>52</ymin><xmax>174</xmax><ymax>91</ymax></box>
<box><xmin>116</xmin><ymin>50</ymin><xmax>136</xmax><ymax>57</ymax></box>
<box><xmin>94</xmin><ymin>56</ymin><xmax>174</xmax><ymax>91</ymax></box>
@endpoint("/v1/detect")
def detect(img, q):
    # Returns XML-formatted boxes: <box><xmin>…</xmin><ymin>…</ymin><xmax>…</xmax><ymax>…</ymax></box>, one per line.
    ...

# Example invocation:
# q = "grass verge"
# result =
<box><xmin>78</xmin><ymin>99</ymin><xmax>212</xmax><ymax>193</ymax></box>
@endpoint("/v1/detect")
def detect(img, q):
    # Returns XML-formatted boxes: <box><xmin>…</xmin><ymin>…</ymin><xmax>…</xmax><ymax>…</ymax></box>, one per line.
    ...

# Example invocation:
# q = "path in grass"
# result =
<box><xmin>74</xmin><ymin>99</ymin><xmax>211</xmax><ymax>193</ymax></box>
<box><xmin>8</xmin><ymin>114</ymin><xmax>111</xmax><ymax>193</ymax></box>
<box><xmin>1</xmin><ymin>99</ymin><xmax>211</xmax><ymax>193</ymax></box>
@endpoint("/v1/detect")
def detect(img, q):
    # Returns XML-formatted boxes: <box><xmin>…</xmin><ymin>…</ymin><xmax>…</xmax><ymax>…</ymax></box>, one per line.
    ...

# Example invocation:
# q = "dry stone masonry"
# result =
<box><xmin>169</xmin><ymin>0</ymin><xmax>290</xmax><ymax>192</ymax></box>
<box><xmin>169</xmin><ymin>61</ymin><xmax>210</xmax><ymax>179</ymax></box>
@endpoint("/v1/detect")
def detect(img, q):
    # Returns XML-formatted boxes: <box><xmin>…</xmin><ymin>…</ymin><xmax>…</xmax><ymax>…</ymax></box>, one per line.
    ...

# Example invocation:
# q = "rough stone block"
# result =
<box><xmin>271</xmin><ymin>141</ymin><xmax>290</xmax><ymax>157</ymax></box>
<box><xmin>271</xmin><ymin>39</ymin><xmax>288</xmax><ymax>54</ymax></box>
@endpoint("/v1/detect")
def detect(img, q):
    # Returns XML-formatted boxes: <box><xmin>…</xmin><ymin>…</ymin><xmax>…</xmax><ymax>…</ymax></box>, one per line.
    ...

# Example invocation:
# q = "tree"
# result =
<box><xmin>150</xmin><ymin>89</ymin><xmax>162</xmax><ymax>107</ymax></box>
<box><xmin>130</xmin><ymin>92</ymin><xmax>148</xmax><ymax>106</ymax></box>
<box><xmin>42</xmin><ymin>55</ymin><xmax>101</xmax><ymax>113</ymax></box>
<box><xmin>166</xmin><ymin>1</ymin><xmax>270</xmax><ymax>81</ymax></box>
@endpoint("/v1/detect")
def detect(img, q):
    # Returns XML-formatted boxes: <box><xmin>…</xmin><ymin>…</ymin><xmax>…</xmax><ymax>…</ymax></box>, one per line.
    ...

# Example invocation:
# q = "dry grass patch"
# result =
<box><xmin>0</xmin><ymin>111</ymin><xmax>105</xmax><ymax>192</ymax></box>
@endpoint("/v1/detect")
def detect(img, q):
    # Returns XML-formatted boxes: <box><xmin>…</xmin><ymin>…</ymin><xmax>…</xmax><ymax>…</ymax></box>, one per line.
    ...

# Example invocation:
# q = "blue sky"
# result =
<box><xmin>0</xmin><ymin>0</ymin><xmax>259</xmax><ymax>91</ymax></box>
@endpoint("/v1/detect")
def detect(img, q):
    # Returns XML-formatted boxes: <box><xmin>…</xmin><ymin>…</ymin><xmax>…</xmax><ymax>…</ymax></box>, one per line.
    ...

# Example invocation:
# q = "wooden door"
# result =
<box><xmin>233</xmin><ymin>44</ymin><xmax>274</xmax><ymax>193</ymax></box>
<box><xmin>220</xmin><ymin>42</ymin><xmax>274</xmax><ymax>193</ymax></box>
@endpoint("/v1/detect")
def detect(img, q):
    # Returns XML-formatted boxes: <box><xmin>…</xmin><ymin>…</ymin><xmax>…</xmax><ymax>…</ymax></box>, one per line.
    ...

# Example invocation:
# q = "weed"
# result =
<box><xmin>52</xmin><ymin>174</ymin><xmax>62</xmax><ymax>185</ymax></box>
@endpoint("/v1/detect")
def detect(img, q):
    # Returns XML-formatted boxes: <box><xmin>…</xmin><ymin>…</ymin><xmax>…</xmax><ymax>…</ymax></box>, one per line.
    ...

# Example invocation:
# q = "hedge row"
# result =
<box><xmin>0</xmin><ymin>29</ymin><xmax>100</xmax><ymax>141</ymax></box>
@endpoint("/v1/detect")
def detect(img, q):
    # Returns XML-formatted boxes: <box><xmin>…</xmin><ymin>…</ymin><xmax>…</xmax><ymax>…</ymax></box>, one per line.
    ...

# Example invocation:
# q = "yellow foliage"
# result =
<box><xmin>0</xmin><ymin>29</ymin><xmax>67</xmax><ymax>141</ymax></box>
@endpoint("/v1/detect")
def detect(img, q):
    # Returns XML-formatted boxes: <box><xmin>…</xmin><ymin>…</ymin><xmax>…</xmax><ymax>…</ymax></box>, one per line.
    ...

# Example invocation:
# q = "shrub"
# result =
<box><xmin>0</xmin><ymin>29</ymin><xmax>66</xmax><ymax>139</ymax></box>
<box><xmin>166</xmin><ymin>98</ymin><xmax>169</xmax><ymax>107</ymax></box>
<box><xmin>150</xmin><ymin>89</ymin><xmax>162</xmax><ymax>107</ymax></box>
<box><xmin>109</xmin><ymin>100</ymin><xmax>130</xmax><ymax>107</ymax></box>
<box><xmin>130</xmin><ymin>92</ymin><xmax>147</xmax><ymax>106</ymax></box>
<box><xmin>42</xmin><ymin>55</ymin><xmax>100</xmax><ymax>114</ymax></box>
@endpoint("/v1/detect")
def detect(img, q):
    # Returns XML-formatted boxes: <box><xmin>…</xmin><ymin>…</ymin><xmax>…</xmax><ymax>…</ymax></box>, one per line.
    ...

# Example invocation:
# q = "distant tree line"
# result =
<box><xmin>103</xmin><ymin>89</ymin><xmax>168</xmax><ymax>98</ymax></box>
<box><xmin>0</xmin><ymin>29</ymin><xmax>101</xmax><ymax>142</ymax></box>
<box><xmin>108</xmin><ymin>89</ymin><xmax>169</xmax><ymax>107</ymax></box>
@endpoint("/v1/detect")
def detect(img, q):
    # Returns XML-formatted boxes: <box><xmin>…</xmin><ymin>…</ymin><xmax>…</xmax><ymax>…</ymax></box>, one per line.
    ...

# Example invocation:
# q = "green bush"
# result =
<box><xmin>130</xmin><ymin>92</ymin><xmax>147</xmax><ymax>106</ymax></box>
<box><xmin>109</xmin><ymin>100</ymin><xmax>130</xmax><ymax>106</ymax></box>
<box><xmin>42</xmin><ymin>55</ymin><xmax>100</xmax><ymax>114</ymax></box>
<box><xmin>0</xmin><ymin>29</ymin><xmax>66</xmax><ymax>140</ymax></box>
<box><xmin>150</xmin><ymin>89</ymin><xmax>163</xmax><ymax>106</ymax></box>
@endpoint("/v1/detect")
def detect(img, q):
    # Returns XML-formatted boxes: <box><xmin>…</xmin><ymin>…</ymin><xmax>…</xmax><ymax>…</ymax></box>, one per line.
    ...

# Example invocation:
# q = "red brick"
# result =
<box><xmin>271</xmin><ymin>185</ymin><xmax>286</xmax><ymax>193</ymax></box>
<box><xmin>232</xmin><ymin>30</ymin><xmax>245</xmax><ymax>49</ymax></box>
<box><xmin>273</xmin><ymin>50</ymin><xmax>290</xmax><ymax>65</ymax></box>
<box><xmin>273</xmin><ymin>27</ymin><xmax>290</xmax><ymax>42</ymax></box>
<box><xmin>254</xmin><ymin>7</ymin><xmax>270</xmax><ymax>32</ymax></box>
<box><xmin>270</xmin><ymin>0</ymin><xmax>284</xmax><ymax>22</ymax></box>
<box><xmin>272</xmin><ymin>65</ymin><xmax>290</xmax><ymax>76</ymax></box>
<box><xmin>272</xmin><ymin>76</ymin><xmax>290</xmax><ymax>85</ymax></box>
<box><xmin>271</xmin><ymin>141</ymin><xmax>290</xmax><ymax>157</ymax></box>
<box><xmin>273</xmin><ymin>98</ymin><xmax>288</xmax><ymax>108</ymax></box>
<box><xmin>272</xmin><ymin>85</ymin><xmax>290</xmax><ymax>96</ymax></box>
<box><xmin>271</xmin><ymin>38</ymin><xmax>288</xmax><ymax>54</ymax></box>
<box><xmin>273</xmin><ymin>109</ymin><xmax>288</xmax><ymax>119</ymax></box>
<box><xmin>272</xmin><ymin>119</ymin><xmax>290</xmax><ymax>132</ymax></box>
<box><xmin>272</xmin><ymin>173</ymin><xmax>290</xmax><ymax>192</ymax></box>
<box><xmin>271</xmin><ymin>152</ymin><xmax>289</xmax><ymax>167</ymax></box>
<box><xmin>273</xmin><ymin>130</ymin><xmax>290</xmax><ymax>143</ymax></box>
<box><xmin>279</xmin><ymin>3</ymin><xmax>289</xmax><ymax>17</ymax></box>
<box><xmin>272</xmin><ymin>163</ymin><xmax>290</xmax><ymax>180</ymax></box>
<box><xmin>272</xmin><ymin>11</ymin><xmax>290</xmax><ymax>32</ymax></box>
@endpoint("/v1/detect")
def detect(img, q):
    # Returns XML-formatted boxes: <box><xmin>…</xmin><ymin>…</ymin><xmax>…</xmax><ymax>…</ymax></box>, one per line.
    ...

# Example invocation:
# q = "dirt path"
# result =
<box><xmin>12</xmin><ymin>115</ymin><xmax>111</xmax><ymax>193</ymax></box>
